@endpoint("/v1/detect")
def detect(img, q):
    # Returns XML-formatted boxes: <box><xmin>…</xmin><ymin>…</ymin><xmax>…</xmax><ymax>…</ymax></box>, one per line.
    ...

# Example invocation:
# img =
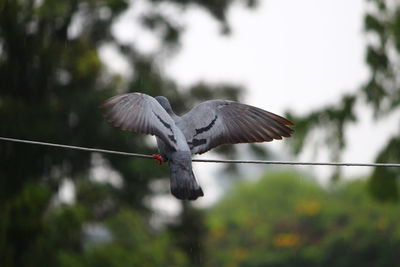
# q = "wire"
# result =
<box><xmin>0</xmin><ymin>137</ymin><xmax>152</xmax><ymax>159</ymax></box>
<box><xmin>1</xmin><ymin>136</ymin><xmax>400</xmax><ymax>167</ymax></box>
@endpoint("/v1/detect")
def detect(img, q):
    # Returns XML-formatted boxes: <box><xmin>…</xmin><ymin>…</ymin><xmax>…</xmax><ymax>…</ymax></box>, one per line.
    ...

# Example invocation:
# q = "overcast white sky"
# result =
<box><xmin>100</xmin><ymin>0</ymin><xmax>400</xmax><ymax>210</ymax></box>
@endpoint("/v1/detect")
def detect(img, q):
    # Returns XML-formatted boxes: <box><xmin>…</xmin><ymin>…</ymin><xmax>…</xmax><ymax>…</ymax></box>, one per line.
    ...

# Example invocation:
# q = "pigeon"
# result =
<box><xmin>101</xmin><ymin>93</ymin><xmax>294</xmax><ymax>200</ymax></box>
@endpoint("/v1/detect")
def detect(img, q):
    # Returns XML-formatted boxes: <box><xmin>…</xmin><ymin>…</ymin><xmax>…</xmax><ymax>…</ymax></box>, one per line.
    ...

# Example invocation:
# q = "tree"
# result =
<box><xmin>287</xmin><ymin>0</ymin><xmax>400</xmax><ymax>200</ymax></box>
<box><xmin>206</xmin><ymin>171</ymin><xmax>400</xmax><ymax>266</ymax></box>
<box><xmin>0</xmin><ymin>0</ymin><xmax>259</xmax><ymax>266</ymax></box>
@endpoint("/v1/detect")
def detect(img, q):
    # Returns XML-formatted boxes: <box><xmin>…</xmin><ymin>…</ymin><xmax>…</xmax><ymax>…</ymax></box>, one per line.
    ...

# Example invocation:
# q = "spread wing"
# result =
<box><xmin>100</xmin><ymin>93</ymin><xmax>180</xmax><ymax>150</ymax></box>
<box><xmin>178</xmin><ymin>100</ymin><xmax>294</xmax><ymax>154</ymax></box>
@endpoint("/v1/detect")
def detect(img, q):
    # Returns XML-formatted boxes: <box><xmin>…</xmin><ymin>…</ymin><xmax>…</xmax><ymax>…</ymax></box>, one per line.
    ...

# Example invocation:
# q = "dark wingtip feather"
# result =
<box><xmin>274</xmin><ymin>115</ymin><xmax>294</xmax><ymax>126</ymax></box>
<box><xmin>268</xmin><ymin>111</ymin><xmax>294</xmax><ymax>126</ymax></box>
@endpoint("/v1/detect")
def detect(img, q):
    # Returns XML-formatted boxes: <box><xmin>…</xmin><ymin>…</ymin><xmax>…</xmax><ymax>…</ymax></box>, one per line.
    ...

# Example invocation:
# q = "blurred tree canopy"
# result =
<box><xmin>287</xmin><ymin>0</ymin><xmax>400</xmax><ymax>201</ymax></box>
<box><xmin>206</xmin><ymin>171</ymin><xmax>400</xmax><ymax>266</ymax></box>
<box><xmin>0</xmin><ymin>0</ymin><xmax>259</xmax><ymax>266</ymax></box>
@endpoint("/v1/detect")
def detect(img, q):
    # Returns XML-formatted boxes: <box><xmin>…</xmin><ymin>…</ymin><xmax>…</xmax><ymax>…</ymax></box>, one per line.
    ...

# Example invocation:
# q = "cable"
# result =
<box><xmin>0</xmin><ymin>137</ymin><xmax>152</xmax><ymax>159</ymax></box>
<box><xmin>1</xmin><ymin>136</ymin><xmax>400</xmax><ymax>167</ymax></box>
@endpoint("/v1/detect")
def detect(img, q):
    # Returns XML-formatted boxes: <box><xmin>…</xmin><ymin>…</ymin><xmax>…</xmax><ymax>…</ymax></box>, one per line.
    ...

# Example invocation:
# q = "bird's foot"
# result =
<box><xmin>152</xmin><ymin>154</ymin><xmax>164</xmax><ymax>165</ymax></box>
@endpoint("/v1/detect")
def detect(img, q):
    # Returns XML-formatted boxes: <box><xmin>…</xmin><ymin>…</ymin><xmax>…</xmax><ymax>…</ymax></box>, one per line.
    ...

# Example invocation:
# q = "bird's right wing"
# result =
<box><xmin>100</xmin><ymin>93</ymin><xmax>180</xmax><ymax>150</ymax></box>
<box><xmin>178</xmin><ymin>100</ymin><xmax>294</xmax><ymax>154</ymax></box>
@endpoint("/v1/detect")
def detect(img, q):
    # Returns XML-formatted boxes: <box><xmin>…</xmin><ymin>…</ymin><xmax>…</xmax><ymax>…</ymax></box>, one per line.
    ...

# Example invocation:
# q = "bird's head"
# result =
<box><xmin>155</xmin><ymin>96</ymin><xmax>173</xmax><ymax>113</ymax></box>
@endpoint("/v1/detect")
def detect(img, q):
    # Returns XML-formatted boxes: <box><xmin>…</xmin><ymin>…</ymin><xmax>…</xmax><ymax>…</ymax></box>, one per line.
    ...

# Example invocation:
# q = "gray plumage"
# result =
<box><xmin>101</xmin><ymin>93</ymin><xmax>294</xmax><ymax>200</ymax></box>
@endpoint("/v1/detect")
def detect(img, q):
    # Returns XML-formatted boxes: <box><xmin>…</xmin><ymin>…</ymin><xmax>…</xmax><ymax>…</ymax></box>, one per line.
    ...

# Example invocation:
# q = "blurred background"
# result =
<box><xmin>1</xmin><ymin>0</ymin><xmax>400</xmax><ymax>266</ymax></box>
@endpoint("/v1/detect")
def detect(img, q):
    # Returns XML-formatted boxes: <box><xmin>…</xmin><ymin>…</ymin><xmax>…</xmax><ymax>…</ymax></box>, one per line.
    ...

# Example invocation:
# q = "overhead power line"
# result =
<box><xmin>1</xmin><ymin>136</ymin><xmax>400</xmax><ymax>167</ymax></box>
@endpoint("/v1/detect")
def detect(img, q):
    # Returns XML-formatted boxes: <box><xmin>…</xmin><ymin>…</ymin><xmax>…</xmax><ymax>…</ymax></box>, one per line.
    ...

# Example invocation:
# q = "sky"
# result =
<box><xmin>99</xmin><ymin>0</ymin><xmax>400</xmax><ymax>211</ymax></box>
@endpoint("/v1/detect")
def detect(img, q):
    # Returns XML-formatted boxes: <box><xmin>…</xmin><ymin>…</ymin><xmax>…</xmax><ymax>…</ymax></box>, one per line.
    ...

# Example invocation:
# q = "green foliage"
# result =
<box><xmin>206</xmin><ymin>171</ymin><xmax>400</xmax><ymax>267</ymax></box>
<box><xmin>72</xmin><ymin>209</ymin><xmax>188</xmax><ymax>267</ymax></box>
<box><xmin>168</xmin><ymin>203</ymin><xmax>207</xmax><ymax>266</ymax></box>
<box><xmin>288</xmin><ymin>0</ymin><xmax>400</xmax><ymax>200</ymax></box>
<box><xmin>368</xmin><ymin>136</ymin><xmax>400</xmax><ymax>201</ymax></box>
<box><xmin>27</xmin><ymin>204</ymin><xmax>186</xmax><ymax>267</ymax></box>
<box><xmin>0</xmin><ymin>184</ymin><xmax>52</xmax><ymax>266</ymax></box>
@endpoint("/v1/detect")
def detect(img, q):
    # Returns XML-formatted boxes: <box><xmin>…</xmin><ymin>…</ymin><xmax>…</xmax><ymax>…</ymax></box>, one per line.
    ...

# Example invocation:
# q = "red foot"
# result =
<box><xmin>152</xmin><ymin>154</ymin><xmax>164</xmax><ymax>165</ymax></box>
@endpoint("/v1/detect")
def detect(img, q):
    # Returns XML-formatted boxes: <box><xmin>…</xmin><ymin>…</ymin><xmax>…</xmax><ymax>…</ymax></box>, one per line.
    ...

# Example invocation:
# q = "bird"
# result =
<box><xmin>101</xmin><ymin>92</ymin><xmax>294</xmax><ymax>200</ymax></box>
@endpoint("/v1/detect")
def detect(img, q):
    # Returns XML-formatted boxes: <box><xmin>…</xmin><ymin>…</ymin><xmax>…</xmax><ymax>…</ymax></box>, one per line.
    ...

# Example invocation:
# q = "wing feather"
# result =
<box><xmin>179</xmin><ymin>100</ymin><xmax>294</xmax><ymax>154</ymax></box>
<box><xmin>250</xmin><ymin>108</ymin><xmax>292</xmax><ymax>137</ymax></box>
<box><xmin>100</xmin><ymin>93</ymin><xmax>180</xmax><ymax>150</ymax></box>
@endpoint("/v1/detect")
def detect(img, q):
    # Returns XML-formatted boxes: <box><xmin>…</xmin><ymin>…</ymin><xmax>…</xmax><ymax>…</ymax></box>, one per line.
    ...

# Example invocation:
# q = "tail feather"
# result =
<box><xmin>169</xmin><ymin>152</ymin><xmax>204</xmax><ymax>200</ymax></box>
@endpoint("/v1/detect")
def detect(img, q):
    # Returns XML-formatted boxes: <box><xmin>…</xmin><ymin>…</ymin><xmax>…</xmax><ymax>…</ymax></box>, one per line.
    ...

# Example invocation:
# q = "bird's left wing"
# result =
<box><xmin>178</xmin><ymin>100</ymin><xmax>294</xmax><ymax>154</ymax></box>
<box><xmin>101</xmin><ymin>93</ymin><xmax>180</xmax><ymax>150</ymax></box>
